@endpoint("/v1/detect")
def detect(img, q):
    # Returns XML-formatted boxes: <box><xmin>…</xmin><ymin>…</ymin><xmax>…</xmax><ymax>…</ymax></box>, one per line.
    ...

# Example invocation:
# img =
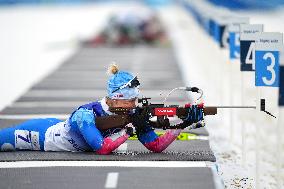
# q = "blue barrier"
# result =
<box><xmin>0</xmin><ymin>0</ymin><xmax>172</xmax><ymax>5</ymax></box>
<box><xmin>279</xmin><ymin>66</ymin><xmax>284</xmax><ymax>106</ymax></box>
<box><xmin>206</xmin><ymin>0</ymin><xmax>284</xmax><ymax>10</ymax></box>
<box><xmin>181</xmin><ymin>0</ymin><xmax>283</xmax><ymax>106</ymax></box>
<box><xmin>229</xmin><ymin>32</ymin><xmax>240</xmax><ymax>59</ymax></box>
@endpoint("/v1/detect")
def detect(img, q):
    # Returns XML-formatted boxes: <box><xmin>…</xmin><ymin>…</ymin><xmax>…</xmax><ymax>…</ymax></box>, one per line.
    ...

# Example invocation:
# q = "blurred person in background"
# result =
<box><xmin>85</xmin><ymin>9</ymin><xmax>167</xmax><ymax>46</ymax></box>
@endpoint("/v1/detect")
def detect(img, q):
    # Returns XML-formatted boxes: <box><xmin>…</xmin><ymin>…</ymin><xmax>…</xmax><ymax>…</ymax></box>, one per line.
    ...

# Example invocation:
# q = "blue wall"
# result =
<box><xmin>0</xmin><ymin>0</ymin><xmax>172</xmax><ymax>5</ymax></box>
<box><xmin>207</xmin><ymin>0</ymin><xmax>284</xmax><ymax>10</ymax></box>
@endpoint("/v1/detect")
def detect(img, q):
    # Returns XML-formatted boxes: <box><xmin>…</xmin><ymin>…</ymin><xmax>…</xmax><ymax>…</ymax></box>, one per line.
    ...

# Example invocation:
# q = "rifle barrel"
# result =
<box><xmin>207</xmin><ymin>106</ymin><xmax>256</xmax><ymax>109</ymax></box>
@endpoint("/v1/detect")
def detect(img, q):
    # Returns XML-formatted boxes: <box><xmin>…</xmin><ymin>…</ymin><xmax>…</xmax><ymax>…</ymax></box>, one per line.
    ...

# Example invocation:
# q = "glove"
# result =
<box><xmin>183</xmin><ymin>105</ymin><xmax>204</xmax><ymax>125</ymax></box>
<box><xmin>131</xmin><ymin>108</ymin><xmax>149</xmax><ymax>134</ymax></box>
<box><xmin>125</xmin><ymin>123</ymin><xmax>136</xmax><ymax>137</ymax></box>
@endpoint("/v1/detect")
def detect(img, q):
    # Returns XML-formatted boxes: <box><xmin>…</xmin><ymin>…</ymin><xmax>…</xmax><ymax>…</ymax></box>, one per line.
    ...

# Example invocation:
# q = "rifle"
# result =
<box><xmin>95</xmin><ymin>87</ymin><xmax>275</xmax><ymax>131</ymax></box>
<box><xmin>95</xmin><ymin>97</ymin><xmax>214</xmax><ymax>131</ymax></box>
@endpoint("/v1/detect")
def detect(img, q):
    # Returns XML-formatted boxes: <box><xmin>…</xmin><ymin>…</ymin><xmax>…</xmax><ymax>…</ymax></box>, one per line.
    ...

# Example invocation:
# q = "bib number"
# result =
<box><xmin>15</xmin><ymin>130</ymin><xmax>40</xmax><ymax>150</ymax></box>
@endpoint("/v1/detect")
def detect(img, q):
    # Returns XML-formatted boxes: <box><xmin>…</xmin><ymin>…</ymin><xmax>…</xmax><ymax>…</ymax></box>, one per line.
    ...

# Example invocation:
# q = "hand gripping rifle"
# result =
<box><xmin>95</xmin><ymin>87</ymin><xmax>276</xmax><ymax>131</ymax></box>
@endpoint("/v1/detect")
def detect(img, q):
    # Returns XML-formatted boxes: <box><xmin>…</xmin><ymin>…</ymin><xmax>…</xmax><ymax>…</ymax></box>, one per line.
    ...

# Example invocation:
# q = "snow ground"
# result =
<box><xmin>158</xmin><ymin>3</ymin><xmax>284</xmax><ymax>189</ymax></box>
<box><xmin>0</xmin><ymin>2</ymin><xmax>283</xmax><ymax>189</ymax></box>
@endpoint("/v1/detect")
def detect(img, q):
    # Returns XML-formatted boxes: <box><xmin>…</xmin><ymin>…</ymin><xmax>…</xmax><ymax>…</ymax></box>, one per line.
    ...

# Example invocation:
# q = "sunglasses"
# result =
<box><xmin>112</xmin><ymin>76</ymin><xmax>140</xmax><ymax>93</ymax></box>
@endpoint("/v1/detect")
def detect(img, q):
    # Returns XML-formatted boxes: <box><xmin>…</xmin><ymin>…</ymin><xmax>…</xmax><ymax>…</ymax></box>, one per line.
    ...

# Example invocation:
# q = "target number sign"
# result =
<box><xmin>255</xmin><ymin>51</ymin><xmax>279</xmax><ymax>86</ymax></box>
<box><xmin>255</xmin><ymin>32</ymin><xmax>283</xmax><ymax>87</ymax></box>
<box><xmin>240</xmin><ymin>24</ymin><xmax>263</xmax><ymax>71</ymax></box>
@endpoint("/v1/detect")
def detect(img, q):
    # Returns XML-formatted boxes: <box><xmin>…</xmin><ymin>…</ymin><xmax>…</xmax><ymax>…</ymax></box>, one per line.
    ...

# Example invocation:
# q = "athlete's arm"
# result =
<box><xmin>139</xmin><ymin>104</ymin><xmax>203</xmax><ymax>152</ymax></box>
<box><xmin>138</xmin><ymin>127</ymin><xmax>181</xmax><ymax>153</ymax></box>
<box><xmin>70</xmin><ymin>108</ymin><xmax>129</xmax><ymax>154</ymax></box>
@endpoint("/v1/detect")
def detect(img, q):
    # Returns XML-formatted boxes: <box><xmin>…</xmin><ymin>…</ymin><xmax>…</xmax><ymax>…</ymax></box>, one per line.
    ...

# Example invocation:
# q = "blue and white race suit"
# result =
<box><xmin>0</xmin><ymin>98</ymin><xmax>181</xmax><ymax>153</ymax></box>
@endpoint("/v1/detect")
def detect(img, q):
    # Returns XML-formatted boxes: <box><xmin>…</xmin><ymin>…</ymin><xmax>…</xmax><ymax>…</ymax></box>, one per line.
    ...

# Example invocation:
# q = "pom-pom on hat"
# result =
<box><xmin>107</xmin><ymin>63</ymin><xmax>140</xmax><ymax>99</ymax></box>
<box><xmin>107</xmin><ymin>63</ymin><xmax>119</xmax><ymax>75</ymax></box>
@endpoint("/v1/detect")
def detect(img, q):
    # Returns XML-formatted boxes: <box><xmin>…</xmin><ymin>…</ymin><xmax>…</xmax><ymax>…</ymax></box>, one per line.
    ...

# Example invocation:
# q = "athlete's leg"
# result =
<box><xmin>0</xmin><ymin>118</ymin><xmax>61</xmax><ymax>151</ymax></box>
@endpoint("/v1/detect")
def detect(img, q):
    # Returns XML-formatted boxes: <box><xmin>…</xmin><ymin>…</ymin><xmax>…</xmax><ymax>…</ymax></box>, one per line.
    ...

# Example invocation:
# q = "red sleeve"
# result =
<box><xmin>96</xmin><ymin>129</ymin><xmax>129</xmax><ymax>155</ymax></box>
<box><xmin>143</xmin><ymin>129</ymin><xmax>181</xmax><ymax>153</ymax></box>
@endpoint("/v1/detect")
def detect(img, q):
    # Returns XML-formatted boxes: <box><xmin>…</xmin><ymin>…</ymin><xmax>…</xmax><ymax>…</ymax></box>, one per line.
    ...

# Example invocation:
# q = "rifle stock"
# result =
<box><xmin>95</xmin><ymin>115</ymin><xmax>130</xmax><ymax>130</ymax></box>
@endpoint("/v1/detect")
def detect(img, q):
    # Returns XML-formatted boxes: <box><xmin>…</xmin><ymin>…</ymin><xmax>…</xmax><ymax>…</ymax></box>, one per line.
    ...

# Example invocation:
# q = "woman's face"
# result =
<box><xmin>109</xmin><ymin>98</ymin><xmax>137</xmax><ymax>109</ymax></box>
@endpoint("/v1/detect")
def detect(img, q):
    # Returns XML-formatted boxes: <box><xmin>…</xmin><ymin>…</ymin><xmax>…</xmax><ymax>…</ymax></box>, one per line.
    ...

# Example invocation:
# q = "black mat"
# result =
<box><xmin>0</xmin><ymin>140</ymin><xmax>215</xmax><ymax>162</ymax></box>
<box><xmin>31</xmin><ymin>80</ymin><xmax>184</xmax><ymax>90</ymax></box>
<box><xmin>0</xmin><ymin>119</ymin><xmax>31</xmax><ymax>128</ymax></box>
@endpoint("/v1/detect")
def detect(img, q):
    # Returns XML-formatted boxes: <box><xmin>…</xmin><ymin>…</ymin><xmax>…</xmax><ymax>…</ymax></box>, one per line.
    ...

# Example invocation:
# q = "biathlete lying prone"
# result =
<box><xmin>0</xmin><ymin>64</ymin><xmax>203</xmax><ymax>154</ymax></box>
